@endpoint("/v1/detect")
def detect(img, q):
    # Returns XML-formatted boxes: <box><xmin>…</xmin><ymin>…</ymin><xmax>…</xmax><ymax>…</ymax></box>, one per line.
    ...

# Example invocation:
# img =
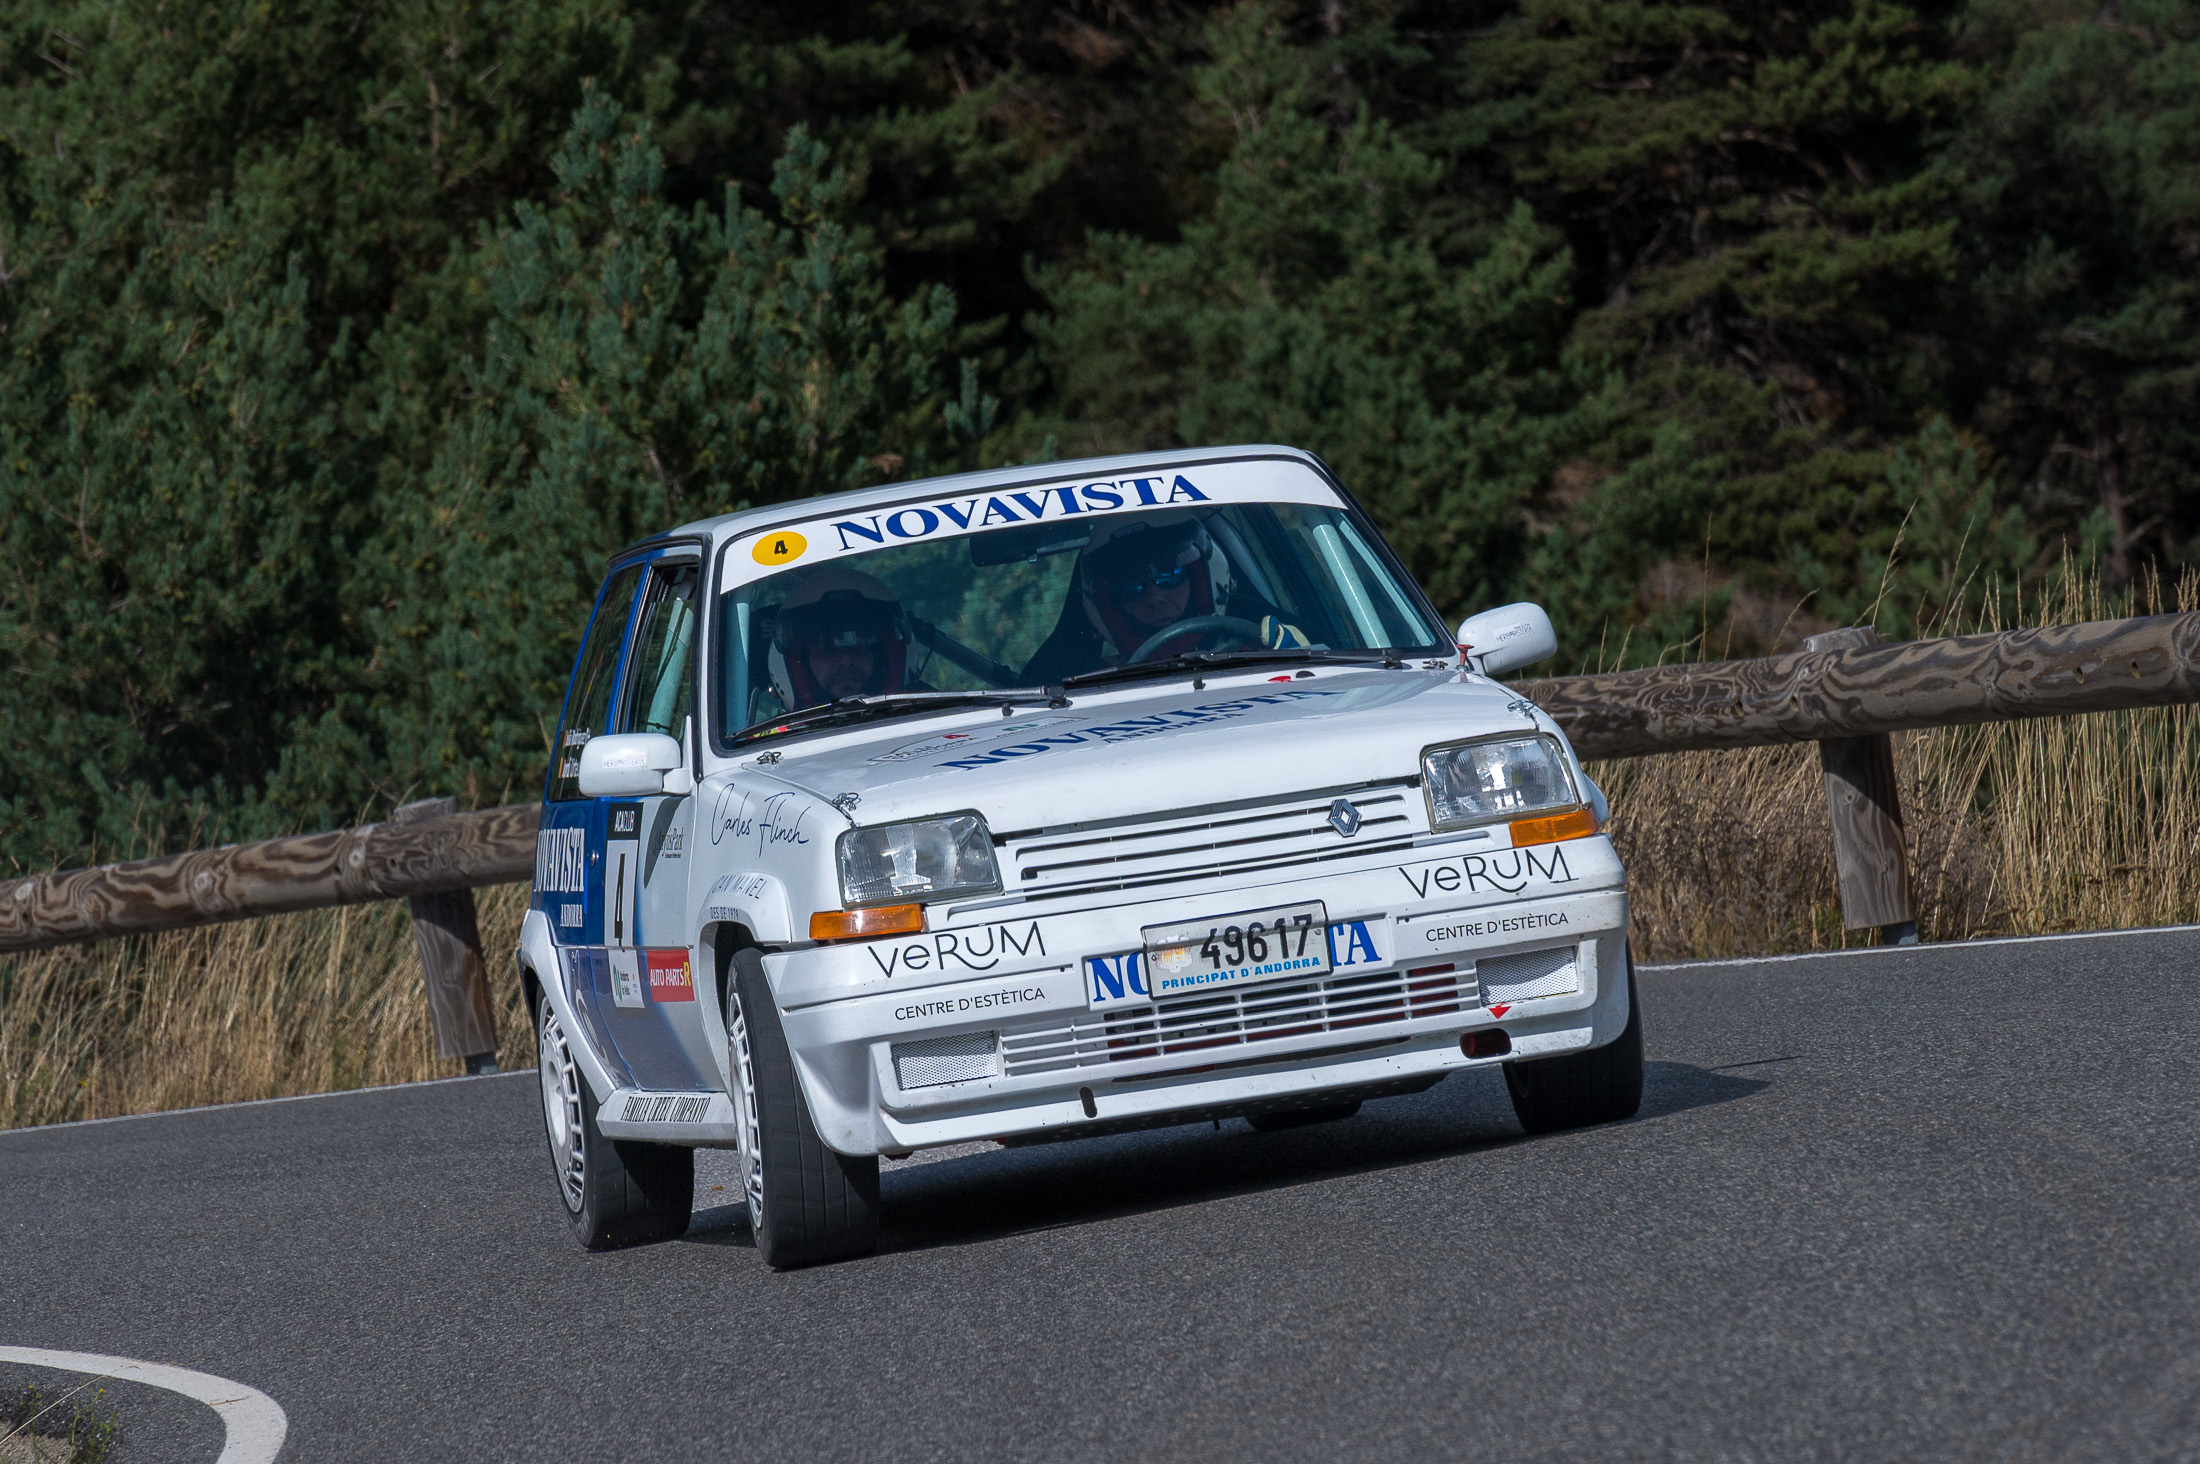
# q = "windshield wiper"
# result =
<box><xmin>1059</xmin><ymin>647</ymin><xmax>1408</xmax><ymax>691</ymax></box>
<box><xmin>732</xmin><ymin>687</ymin><xmax>1070</xmax><ymax>746</ymax></box>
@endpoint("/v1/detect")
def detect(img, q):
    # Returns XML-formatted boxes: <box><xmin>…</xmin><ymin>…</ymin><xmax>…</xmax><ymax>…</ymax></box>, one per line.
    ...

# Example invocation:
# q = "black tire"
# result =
<box><xmin>537</xmin><ymin>998</ymin><xmax>693</xmax><ymax>1250</ymax></box>
<box><xmin>1502</xmin><ymin>958</ymin><xmax>1644</xmax><ymax>1136</ymax></box>
<box><xmin>1246</xmin><ymin>1100</ymin><xmax>1362</xmax><ymax>1133</ymax></box>
<box><xmin>727</xmin><ymin>947</ymin><xmax>880</xmax><ymax>1269</ymax></box>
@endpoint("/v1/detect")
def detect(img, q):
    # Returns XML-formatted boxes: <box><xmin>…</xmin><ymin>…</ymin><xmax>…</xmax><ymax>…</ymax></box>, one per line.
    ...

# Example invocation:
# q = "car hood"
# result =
<box><xmin>744</xmin><ymin>668</ymin><xmax>1543</xmax><ymax>834</ymax></box>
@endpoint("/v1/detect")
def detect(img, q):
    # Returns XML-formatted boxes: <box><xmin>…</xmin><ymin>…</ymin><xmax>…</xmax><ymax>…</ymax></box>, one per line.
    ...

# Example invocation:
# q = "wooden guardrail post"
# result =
<box><xmin>1801</xmin><ymin>628</ymin><xmax>1917</xmax><ymax>945</ymax></box>
<box><xmin>392</xmin><ymin>798</ymin><xmax>500</xmax><ymax>1073</ymax></box>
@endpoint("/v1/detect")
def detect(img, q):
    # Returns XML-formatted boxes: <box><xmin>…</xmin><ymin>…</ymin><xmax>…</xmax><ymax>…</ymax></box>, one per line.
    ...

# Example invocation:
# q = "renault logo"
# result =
<box><xmin>1328</xmin><ymin>798</ymin><xmax>1362</xmax><ymax>838</ymax></box>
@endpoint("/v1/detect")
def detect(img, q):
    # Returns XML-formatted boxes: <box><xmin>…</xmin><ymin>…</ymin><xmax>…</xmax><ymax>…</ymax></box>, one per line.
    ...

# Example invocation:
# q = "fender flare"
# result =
<box><xmin>517</xmin><ymin>907</ymin><xmax>620</xmax><ymax>1104</ymax></box>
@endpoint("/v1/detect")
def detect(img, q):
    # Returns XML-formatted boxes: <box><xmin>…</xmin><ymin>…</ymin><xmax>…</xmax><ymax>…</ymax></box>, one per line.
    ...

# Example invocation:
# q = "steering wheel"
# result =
<box><xmin>1128</xmin><ymin>615</ymin><xmax>1266</xmax><ymax>664</ymax></box>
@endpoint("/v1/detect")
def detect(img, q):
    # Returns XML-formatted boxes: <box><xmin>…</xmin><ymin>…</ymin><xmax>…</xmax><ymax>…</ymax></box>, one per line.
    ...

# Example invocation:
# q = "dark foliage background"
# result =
<box><xmin>1</xmin><ymin>0</ymin><xmax>2193</xmax><ymax>870</ymax></box>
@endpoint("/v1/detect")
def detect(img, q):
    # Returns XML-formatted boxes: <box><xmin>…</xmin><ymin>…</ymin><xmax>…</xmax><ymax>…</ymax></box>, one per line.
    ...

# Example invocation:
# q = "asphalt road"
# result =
<box><xmin>6</xmin><ymin>929</ymin><xmax>2200</xmax><ymax>1463</ymax></box>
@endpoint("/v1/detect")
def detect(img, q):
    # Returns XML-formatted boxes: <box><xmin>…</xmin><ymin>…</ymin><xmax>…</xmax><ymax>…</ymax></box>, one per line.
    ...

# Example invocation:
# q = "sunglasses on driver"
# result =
<box><xmin>1112</xmin><ymin>565</ymin><xmax>1190</xmax><ymax>602</ymax></box>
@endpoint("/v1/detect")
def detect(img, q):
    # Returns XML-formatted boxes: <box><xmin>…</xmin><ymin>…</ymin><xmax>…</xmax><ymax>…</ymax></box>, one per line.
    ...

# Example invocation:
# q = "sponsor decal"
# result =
<box><xmin>611</xmin><ymin>805</ymin><xmax>639</xmax><ymax>835</ymax></box>
<box><xmin>709</xmin><ymin>786</ymin><xmax>813</xmax><ymax>854</ymax></box>
<box><xmin>535</xmin><ymin>826</ymin><xmax>587</xmax><ymax>894</ymax></box>
<box><xmin>869</xmin><ymin>717</ymin><xmax>1074</xmax><ymax>765</ymax></box>
<box><xmin>1327</xmin><ymin>920</ymin><xmax>1384</xmax><ymax>968</ymax></box>
<box><xmin>752</xmin><ymin>530</ymin><xmax>806</xmax><ymax>566</ymax></box>
<box><xmin>707</xmin><ymin>872</ymin><xmax>771</xmax><ymax>901</ymax></box>
<box><xmin>866</xmin><ymin>920</ymin><xmax>1046</xmax><ymax>979</ymax></box>
<box><xmin>1396</xmin><ymin>844</ymin><xmax>1579</xmax><ymax>900</ymax></box>
<box><xmin>1086</xmin><ymin>952</ymin><xmax>1151</xmax><ymax>1004</ymax></box>
<box><xmin>829</xmin><ymin>475</ymin><xmax>1211</xmax><ymax>554</ymax></box>
<box><xmin>1412</xmin><ymin>909</ymin><xmax>1572</xmax><ymax>948</ymax></box>
<box><xmin>559</xmin><ymin>903</ymin><xmax>583</xmax><ymax>928</ymax></box>
<box><xmin>724</xmin><ymin>461</ymin><xmax>1342</xmax><ymax>587</ymax></box>
<box><xmin>608</xmin><ymin>948</ymin><xmax>644</xmax><ymax>1008</ymax></box>
<box><xmin>937</xmin><ymin>691</ymin><xmax>1341</xmax><ymax>770</ymax></box>
<box><xmin>646</xmin><ymin>948</ymin><xmax>696</xmax><ymax>1002</ymax></box>
<box><xmin>892</xmin><ymin>986</ymin><xmax>1050</xmax><ymax>1023</ymax></box>
<box><xmin>657</xmin><ymin>824</ymin><xmax>684</xmax><ymax>860</ymax></box>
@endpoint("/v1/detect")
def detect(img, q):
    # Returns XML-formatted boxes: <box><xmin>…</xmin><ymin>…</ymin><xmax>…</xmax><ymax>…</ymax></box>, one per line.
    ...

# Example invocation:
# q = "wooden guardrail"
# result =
<box><xmin>2</xmin><ymin>798</ymin><xmax>535</xmax><ymax>1070</ymax></box>
<box><xmin>1520</xmin><ymin>612</ymin><xmax>2200</xmax><ymax>759</ymax></box>
<box><xmin>6</xmin><ymin>612</ymin><xmax>2198</xmax><ymax>1052</ymax></box>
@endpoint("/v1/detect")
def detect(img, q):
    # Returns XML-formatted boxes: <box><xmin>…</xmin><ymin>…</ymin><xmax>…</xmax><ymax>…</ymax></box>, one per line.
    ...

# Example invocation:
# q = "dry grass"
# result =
<box><xmin>1607</xmin><ymin>566</ymin><xmax>2200</xmax><ymax>960</ymax></box>
<box><xmin>1</xmin><ymin>885</ymin><xmax>533</xmax><ymax>1131</ymax></box>
<box><xmin>6</xmin><ymin>571</ymin><xmax>2197</xmax><ymax>1129</ymax></box>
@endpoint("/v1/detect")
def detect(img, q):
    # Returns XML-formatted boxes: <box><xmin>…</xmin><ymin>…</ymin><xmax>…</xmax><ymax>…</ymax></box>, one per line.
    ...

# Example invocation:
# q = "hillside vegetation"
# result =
<box><xmin>2</xmin><ymin>0</ymin><xmax>2196</xmax><ymax>872</ymax></box>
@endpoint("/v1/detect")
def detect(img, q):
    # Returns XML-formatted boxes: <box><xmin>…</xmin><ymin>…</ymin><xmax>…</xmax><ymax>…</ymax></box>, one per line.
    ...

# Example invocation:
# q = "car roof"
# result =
<box><xmin>625</xmin><ymin>443</ymin><xmax>1332</xmax><ymax>556</ymax></box>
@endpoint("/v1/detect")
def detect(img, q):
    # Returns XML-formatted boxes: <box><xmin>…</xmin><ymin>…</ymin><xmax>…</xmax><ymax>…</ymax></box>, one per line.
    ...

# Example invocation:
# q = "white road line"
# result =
<box><xmin>0</xmin><ymin>1347</ymin><xmax>286</xmax><ymax>1463</ymax></box>
<box><xmin>1641</xmin><ymin>921</ymin><xmax>2200</xmax><ymax>972</ymax></box>
<box><xmin>0</xmin><ymin>1069</ymin><xmax>529</xmax><ymax>1137</ymax></box>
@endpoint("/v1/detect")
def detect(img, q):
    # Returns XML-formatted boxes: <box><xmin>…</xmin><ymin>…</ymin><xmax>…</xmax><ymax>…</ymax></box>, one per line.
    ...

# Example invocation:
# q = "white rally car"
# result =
<box><xmin>523</xmin><ymin>445</ymin><xmax>1639</xmax><ymax>1267</ymax></box>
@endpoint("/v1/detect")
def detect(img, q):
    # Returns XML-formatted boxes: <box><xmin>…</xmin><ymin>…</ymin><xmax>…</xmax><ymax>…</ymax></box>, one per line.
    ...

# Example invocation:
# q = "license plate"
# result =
<box><xmin>1141</xmin><ymin>900</ymin><xmax>1331</xmax><ymax>999</ymax></box>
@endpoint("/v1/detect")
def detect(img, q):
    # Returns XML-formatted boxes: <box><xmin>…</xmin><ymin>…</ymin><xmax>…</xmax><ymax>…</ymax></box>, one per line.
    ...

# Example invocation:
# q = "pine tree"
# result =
<box><xmin>348</xmin><ymin>95</ymin><xmax>980</xmax><ymax>812</ymax></box>
<box><xmin>1030</xmin><ymin>3</ymin><xmax>1615</xmax><ymax>637</ymax></box>
<box><xmin>1944</xmin><ymin>0</ymin><xmax>2200</xmax><ymax>588</ymax></box>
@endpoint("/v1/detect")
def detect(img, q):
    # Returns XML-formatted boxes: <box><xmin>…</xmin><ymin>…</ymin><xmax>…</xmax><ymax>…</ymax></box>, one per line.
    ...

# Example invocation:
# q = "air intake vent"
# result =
<box><xmin>893</xmin><ymin>1030</ymin><xmax>1002</xmax><ymax>1090</ymax></box>
<box><xmin>1477</xmin><ymin>946</ymin><xmax>1579</xmax><ymax>1005</ymax></box>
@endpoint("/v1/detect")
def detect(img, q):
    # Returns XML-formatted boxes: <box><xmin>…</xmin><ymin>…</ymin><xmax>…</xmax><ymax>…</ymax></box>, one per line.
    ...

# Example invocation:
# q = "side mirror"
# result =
<box><xmin>577</xmin><ymin>732</ymin><xmax>687</xmax><ymax>798</ymax></box>
<box><xmin>1455</xmin><ymin>602</ymin><xmax>1557</xmax><ymax>677</ymax></box>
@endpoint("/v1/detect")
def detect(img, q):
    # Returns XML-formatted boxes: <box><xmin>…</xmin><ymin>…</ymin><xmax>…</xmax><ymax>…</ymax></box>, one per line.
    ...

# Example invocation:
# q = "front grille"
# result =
<box><xmin>1000</xmin><ymin>964</ymin><xmax>1480</xmax><ymax>1079</ymax></box>
<box><xmin>1006</xmin><ymin>786</ymin><xmax>1423</xmax><ymax>899</ymax></box>
<box><xmin>893</xmin><ymin>1029</ymin><xmax>1002</xmax><ymax>1090</ymax></box>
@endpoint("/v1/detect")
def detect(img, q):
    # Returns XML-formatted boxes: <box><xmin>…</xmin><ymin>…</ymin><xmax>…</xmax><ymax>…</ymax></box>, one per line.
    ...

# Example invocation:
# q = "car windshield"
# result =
<box><xmin>713</xmin><ymin>487</ymin><xmax>1451</xmax><ymax>745</ymax></box>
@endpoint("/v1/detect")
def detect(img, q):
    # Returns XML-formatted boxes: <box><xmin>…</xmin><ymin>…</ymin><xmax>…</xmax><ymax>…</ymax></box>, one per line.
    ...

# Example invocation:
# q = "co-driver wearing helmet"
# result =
<box><xmin>770</xmin><ymin>566</ymin><xmax>922</xmax><ymax>707</ymax></box>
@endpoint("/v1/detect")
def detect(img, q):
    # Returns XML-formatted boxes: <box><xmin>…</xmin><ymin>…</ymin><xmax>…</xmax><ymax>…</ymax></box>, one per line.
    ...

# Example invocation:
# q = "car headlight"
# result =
<box><xmin>1421</xmin><ymin>735</ymin><xmax>1580</xmax><ymax>830</ymax></box>
<box><xmin>837</xmin><ymin>814</ymin><xmax>1001</xmax><ymax>907</ymax></box>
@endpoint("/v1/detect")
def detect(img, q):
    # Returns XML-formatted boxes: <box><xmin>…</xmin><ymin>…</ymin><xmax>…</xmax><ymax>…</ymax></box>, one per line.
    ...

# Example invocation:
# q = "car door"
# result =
<box><xmin>537</xmin><ymin>560</ymin><xmax>647</xmax><ymax>1090</ymax></box>
<box><xmin>603</xmin><ymin>556</ymin><xmax>716</xmax><ymax>1087</ymax></box>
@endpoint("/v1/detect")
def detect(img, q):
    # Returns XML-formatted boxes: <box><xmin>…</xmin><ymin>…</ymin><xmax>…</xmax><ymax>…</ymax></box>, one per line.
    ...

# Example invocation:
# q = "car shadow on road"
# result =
<box><xmin>823</xmin><ymin>1057</ymin><xmax>1770</xmax><ymax>1258</ymax></box>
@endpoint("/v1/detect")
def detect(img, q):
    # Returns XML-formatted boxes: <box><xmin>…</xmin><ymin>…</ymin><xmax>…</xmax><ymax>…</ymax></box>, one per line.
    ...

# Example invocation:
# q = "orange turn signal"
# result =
<box><xmin>1508</xmin><ymin>806</ymin><xmax>1599</xmax><ymax>849</ymax></box>
<box><xmin>810</xmin><ymin>905</ymin><xmax>925</xmax><ymax>942</ymax></box>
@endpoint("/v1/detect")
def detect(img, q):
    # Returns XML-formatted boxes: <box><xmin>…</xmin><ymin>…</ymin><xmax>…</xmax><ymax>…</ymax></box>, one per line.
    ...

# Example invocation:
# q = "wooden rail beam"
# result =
<box><xmin>0</xmin><ymin>803</ymin><xmax>539</xmax><ymax>955</ymax></box>
<box><xmin>1523</xmin><ymin>612</ymin><xmax>2200</xmax><ymax>760</ymax></box>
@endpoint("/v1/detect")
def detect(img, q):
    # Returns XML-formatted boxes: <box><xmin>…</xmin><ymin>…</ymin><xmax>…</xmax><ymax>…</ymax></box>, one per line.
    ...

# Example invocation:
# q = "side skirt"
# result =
<box><xmin>595</xmin><ymin>1087</ymin><xmax>740</xmax><ymax>1147</ymax></box>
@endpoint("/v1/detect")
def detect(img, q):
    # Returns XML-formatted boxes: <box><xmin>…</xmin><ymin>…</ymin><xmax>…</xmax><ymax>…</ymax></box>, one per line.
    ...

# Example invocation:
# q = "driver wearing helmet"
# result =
<box><xmin>771</xmin><ymin>566</ymin><xmax>919</xmax><ymax>706</ymax></box>
<box><xmin>1020</xmin><ymin>514</ymin><xmax>1308</xmax><ymax>684</ymax></box>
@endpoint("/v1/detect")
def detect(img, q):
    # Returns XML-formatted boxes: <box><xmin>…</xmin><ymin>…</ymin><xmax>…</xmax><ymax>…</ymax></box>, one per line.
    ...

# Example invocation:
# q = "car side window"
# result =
<box><xmin>549</xmin><ymin>563</ymin><xmax>645</xmax><ymax>802</ymax></box>
<box><xmin>620</xmin><ymin>561</ymin><xmax>699</xmax><ymax>739</ymax></box>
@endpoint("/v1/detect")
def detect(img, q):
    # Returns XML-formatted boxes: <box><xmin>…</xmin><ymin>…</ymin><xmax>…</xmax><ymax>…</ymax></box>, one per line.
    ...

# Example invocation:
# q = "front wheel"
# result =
<box><xmin>538</xmin><ymin>999</ymin><xmax>692</xmax><ymax>1249</ymax></box>
<box><xmin>1502</xmin><ymin>958</ymin><xmax>1644</xmax><ymax>1136</ymax></box>
<box><xmin>726</xmin><ymin>947</ymin><xmax>880</xmax><ymax>1268</ymax></box>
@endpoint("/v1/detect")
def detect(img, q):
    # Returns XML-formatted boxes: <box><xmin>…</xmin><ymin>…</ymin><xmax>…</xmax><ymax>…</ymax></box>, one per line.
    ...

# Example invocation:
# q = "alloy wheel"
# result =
<box><xmin>539</xmin><ymin>1005</ymin><xmax>587</xmax><ymax>1213</ymax></box>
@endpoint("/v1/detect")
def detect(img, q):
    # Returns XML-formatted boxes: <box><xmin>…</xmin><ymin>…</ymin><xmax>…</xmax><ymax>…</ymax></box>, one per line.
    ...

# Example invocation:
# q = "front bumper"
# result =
<box><xmin>774</xmin><ymin>836</ymin><xmax>1629</xmax><ymax>1155</ymax></box>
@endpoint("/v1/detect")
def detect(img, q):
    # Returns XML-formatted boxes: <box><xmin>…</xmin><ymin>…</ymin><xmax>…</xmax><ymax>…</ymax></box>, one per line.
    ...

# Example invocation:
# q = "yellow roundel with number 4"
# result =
<box><xmin>752</xmin><ymin>531</ymin><xmax>806</xmax><ymax>566</ymax></box>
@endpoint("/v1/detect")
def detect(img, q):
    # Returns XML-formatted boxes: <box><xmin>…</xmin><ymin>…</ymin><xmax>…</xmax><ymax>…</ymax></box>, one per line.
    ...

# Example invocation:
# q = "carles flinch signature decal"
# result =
<box><xmin>709</xmin><ymin>787</ymin><xmax>813</xmax><ymax>854</ymax></box>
